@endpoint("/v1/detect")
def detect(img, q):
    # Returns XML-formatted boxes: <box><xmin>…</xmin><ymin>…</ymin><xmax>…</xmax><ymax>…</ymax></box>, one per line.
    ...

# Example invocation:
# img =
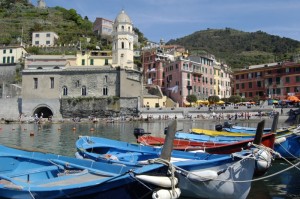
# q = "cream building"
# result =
<box><xmin>32</xmin><ymin>31</ymin><xmax>59</xmax><ymax>47</ymax></box>
<box><xmin>213</xmin><ymin>61</ymin><xmax>231</xmax><ymax>99</ymax></box>
<box><xmin>76</xmin><ymin>50</ymin><xmax>112</xmax><ymax>66</ymax></box>
<box><xmin>0</xmin><ymin>46</ymin><xmax>26</xmax><ymax>64</ymax></box>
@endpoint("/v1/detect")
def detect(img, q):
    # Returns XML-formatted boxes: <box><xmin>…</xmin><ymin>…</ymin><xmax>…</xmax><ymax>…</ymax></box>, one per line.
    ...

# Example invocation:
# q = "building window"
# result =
<box><xmin>105</xmin><ymin>59</ymin><xmax>108</xmax><ymax>65</ymax></box>
<box><xmin>75</xmin><ymin>80</ymin><xmax>80</xmax><ymax>88</ymax></box>
<box><xmin>34</xmin><ymin>78</ymin><xmax>38</xmax><ymax>89</ymax></box>
<box><xmin>63</xmin><ymin>86</ymin><xmax>68</xmax><ymax>96</ymax></box>
<box><xmin>104</xmin><ymin>75</ymin><xmax>108</xmax><ymax>83</ymax></box>
<box><xmin>82</xmin><ymin>86</ymin><xmax>87</xmax><ymax>96</ymax></box>
<box><xmin>9</xmin><ymin>49</ymin><xmax>12</xmax><ymax>53</ymax></box>
<box><xmin>257</xmin><ymin>81</ymin><xmax>262</xmax><ymax>87</ymax></box>
<box><xmin>3</xmin><ymin>49</ymin><xmax>6</xmax><ymax>54</ymax></box>
<box><xmin>286</xmin><ymin>87</ymin><xmax>290</xmax><ymax>93</ymax></box>
<box><xmin>236</xmin><ymin>84</ymin><xmax>239</xmax><ymax>89</ymax></box>
<box><xmin>46</xmin><ymin>33</ymin><xmax>50</xmax><ymax>37</ymax></box>
<box><xmin>11</xmin><ymin>56</ymin><xmax>14</xmax><ymax>63</ymax></box>
<box><xmin>35</xmin><ymin>33</ymin><xmax>39</xmax><ymax>37</ymax></box>
<box><xmin>286</xmin><ymin>77</ymin><xmax>290</xmax><ymax>83</ymax></box>
<box><xmin>50</xmin><ymin>77</ymin><xmax>54</xmax><ymax>89</ymax></box>
<box><xmin>241</xmin><ymin>83</ymin><xmax>245</xmax><ymax>89</ymax></box>
<box><xmin>103</xmin><ymin>87</ymin><xmax>108</xmax><ymax>96</ymax></box>
<box><xmin>2</xmin><ymin>57</ymin><xmax>5</xmax><ymax>63</ymax></box>
<box><xmin>81</xmin><ymin>59</ymin><xmax>85</xmax><ymax>65</ymax></box>
<box><xmin>121</xmin><ymin>42</ymin><xmax>124</xmax><ymax>49</ymax></box>
<box><xmin>296</xmin><ymin>76</ymin><xmax>300</xmax><ymax>82</ymax></box>
<box><xmin>46</xmin><ymin>41</ymin><xmax>50</xmax><ymax>45</ymax></box>
<box><xmin>35</xmin><ymin>41</ymin><xmax>39</xmax><ymax>45</ymax></box>
<box><xmin>90</xmin><ymin>59</ymin><xmax>94</xmax><ymax>65</ymax></box>
<box><xmin>249</xmin><ymin>82</ymin><xmax>252</xmax><ymax>88</ymax></box>
<box><xmin>7</xmin><ymin>57</ymin><xmax>10</xmax><ymax>63</ymax></box>
<box><xmin>276</xmin><ymin>77</ymin><xmax>280</xmax><ymax>84</ymax></box>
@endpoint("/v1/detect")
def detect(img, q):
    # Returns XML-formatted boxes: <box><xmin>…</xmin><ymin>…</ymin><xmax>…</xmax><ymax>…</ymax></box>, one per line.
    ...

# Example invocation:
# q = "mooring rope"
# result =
<box><xmin>148</xmin><ymin>158</ymin><xmax>178</xmax><ymax>197</ymax></box>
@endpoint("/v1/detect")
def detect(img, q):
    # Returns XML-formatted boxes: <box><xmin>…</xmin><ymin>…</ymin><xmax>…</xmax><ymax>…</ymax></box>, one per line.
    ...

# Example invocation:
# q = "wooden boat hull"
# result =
<box><xmin>0</xmin><ymin>145</ymin><xmax>175</xmax><ymax>199</ymax></box>
<box><xmin>191</xmin><ymin>128</ymin><xmax>253</xmax><ymax>137</ymax></box>
<box><xmin>274</xmin><ymin>133</ymin><xmax>300</xmax><ymax>159</ymax></box>
<box><xmin>76</xmin><ymin>136</ymin><xmax>259</xmax><ymax>199</ymax></box>
<box><xmin>223</xmin><ymin>126</ymin><xmax>294</xmax><ymax>137</ymax></box>
<box><xmin>138</xmin><ymin>134</ymin><xmax>275</xmax><ymax>154</ymax></box>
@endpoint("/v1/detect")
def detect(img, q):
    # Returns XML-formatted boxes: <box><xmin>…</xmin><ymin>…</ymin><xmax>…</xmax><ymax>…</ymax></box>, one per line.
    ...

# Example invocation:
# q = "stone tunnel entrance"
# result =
<box><xmin>33</xmin><ymin>106</ymin><xmax>53</xmax><ymax>118</ymax></box>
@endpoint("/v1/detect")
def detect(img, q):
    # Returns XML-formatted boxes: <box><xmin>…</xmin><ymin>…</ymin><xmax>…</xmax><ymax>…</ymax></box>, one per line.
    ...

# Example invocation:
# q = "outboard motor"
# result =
<box><xmin>215</xmin><ymin>124</ymin><xmax>223</xmax><ymax>131</ymax></box>
<box><xmin>134</xmin><ymin>128</ymin><xmax>144</xmax><ymax>139</ymax></box>
<box><xmin>223</xmin><ymin>121</ymin><xmax>232</xmax><ymax>128</ymax></box>
<box><xmin>133</xmin><ymin>128</ymin><xmax>151</xmax><ymax>139</ymax></box>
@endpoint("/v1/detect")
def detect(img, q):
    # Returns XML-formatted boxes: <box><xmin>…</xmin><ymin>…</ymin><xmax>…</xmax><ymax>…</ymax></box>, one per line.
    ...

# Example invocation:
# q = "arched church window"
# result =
<box><xmin>122</xmin><ymin>26</ymin><xmax>124</xmax><ymax>30</ymax></box>
<box><xmin>62</xmin><ymin>86</ymin><xmax>68</xmax><ymax>96</ymax></box>
<box><xmin>121</xmin><ymin>42</ymin><xmax>124</xmax><ymax>49</ymax></box>
<box><xmin>82</xmin><ymin>86</ymin><xmax>87</xmax><ymax>96</ymax></box>
<box><xmin>103</xmin><ymin>87</ymin><xmax>108</xmax><ymax>96</ymax></box>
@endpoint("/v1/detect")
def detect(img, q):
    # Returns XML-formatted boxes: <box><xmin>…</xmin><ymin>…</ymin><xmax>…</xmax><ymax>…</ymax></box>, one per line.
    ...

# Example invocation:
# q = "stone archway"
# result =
<box><xmin>33</xmin><ymin>105</ymin><xmax>53</xmax><ymax>118</ymax></box>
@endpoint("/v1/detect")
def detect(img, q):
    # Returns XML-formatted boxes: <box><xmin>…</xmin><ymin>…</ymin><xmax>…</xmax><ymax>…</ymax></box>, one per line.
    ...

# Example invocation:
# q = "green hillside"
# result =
<box><xmin>0</xmin><ymin>0</ymin><xmax>99</xmax><ymax>51</ymax></box>
<box><xmin>167</xmin><ymin>28</ymin><xmax>300</xmax><ymax>69</ymax></box>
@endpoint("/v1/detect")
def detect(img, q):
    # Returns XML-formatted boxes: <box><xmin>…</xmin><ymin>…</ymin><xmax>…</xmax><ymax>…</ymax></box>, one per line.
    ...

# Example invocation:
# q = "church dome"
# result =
<box><xmin>115</xmin><ymin>10</ymin><xmax>132</xmax><ymax>24</ymax></box>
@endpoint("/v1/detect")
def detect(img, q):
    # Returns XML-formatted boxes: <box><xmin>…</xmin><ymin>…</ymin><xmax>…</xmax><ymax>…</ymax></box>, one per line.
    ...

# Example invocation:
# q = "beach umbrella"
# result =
<box><xmin>216</xmin><ymin>100</ymin><xmax>225</xmax><ymax>104</ymax></box>
<box><xmin>287</xmin><ymin>96</ymin><xmax>300</xmax><ymax>102</ymax></box>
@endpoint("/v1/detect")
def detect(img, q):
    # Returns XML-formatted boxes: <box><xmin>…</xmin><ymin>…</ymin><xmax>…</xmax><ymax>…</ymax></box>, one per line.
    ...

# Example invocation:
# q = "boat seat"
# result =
<box><xmin>7</xmin><ymin>165</ymin><xmax>59</xmax><ymax>178</ymax></box>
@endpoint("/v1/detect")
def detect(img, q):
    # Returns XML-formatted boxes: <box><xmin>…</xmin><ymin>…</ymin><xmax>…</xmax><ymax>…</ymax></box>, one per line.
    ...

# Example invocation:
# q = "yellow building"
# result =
<box><xmin>76</xmin><ymin>50</ymin><xmax>112</xmax><ymax>66</ymax></box>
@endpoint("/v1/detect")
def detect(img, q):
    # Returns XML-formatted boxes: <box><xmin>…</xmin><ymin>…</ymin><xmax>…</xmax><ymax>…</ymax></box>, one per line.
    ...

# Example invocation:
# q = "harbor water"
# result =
<box><xmin>0</xmin><ymin>119</ymin><xmax>299</xmax><ymax>199</ymax></box>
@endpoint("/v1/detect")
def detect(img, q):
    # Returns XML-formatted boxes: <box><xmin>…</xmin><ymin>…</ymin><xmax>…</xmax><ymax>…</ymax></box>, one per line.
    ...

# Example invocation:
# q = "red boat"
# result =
<box><xmin>137</xmin><ymin>133</ymin><xmax>276</xmax><ymax>154</ymax></box>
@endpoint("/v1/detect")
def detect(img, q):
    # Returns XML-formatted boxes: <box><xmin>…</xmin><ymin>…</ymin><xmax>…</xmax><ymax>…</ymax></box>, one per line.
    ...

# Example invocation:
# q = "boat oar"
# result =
<box><xmin>253</xmin><ymin>120</ymin><xmax>265</xmax><ymax>145</ymax></box>
<box><xmin>160</xmin><ymin>120</ymin><xmax>177</xmax><ymax>161</ymax></box>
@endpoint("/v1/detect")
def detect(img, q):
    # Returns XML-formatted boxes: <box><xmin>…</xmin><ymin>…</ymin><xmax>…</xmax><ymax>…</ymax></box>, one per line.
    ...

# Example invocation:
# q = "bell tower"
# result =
<box><xmin>112</xmin><ymin>10</ymin><xmax>134</xmax><ymax>70</ymax></box>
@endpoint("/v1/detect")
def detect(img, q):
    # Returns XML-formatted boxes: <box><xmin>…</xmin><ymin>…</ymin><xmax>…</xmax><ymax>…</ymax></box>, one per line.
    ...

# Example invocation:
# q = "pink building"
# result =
<box><xmin>142</xmin><ymin>44</ymin><xmax>216</xmax><ymax>107</ymax></box>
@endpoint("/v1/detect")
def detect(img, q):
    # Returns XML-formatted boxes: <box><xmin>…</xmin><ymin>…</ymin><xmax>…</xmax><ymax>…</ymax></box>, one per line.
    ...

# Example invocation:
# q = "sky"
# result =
<box><xmin>41</xmin><ymin>0</ymin><xmax>300</xmax><ymax>43</ymax></box>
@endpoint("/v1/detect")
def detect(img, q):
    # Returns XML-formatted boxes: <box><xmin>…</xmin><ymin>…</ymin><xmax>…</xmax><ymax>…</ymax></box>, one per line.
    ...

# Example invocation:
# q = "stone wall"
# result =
<box><xmin>60</xmin><ymin>97</ymin><xmax>139</xmax><ymax>118</ymax></box>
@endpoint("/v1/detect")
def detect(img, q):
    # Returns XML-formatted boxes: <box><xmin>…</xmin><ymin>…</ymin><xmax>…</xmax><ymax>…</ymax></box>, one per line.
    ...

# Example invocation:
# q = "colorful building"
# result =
<box><xmin>233</xmin><ymin>61</ymin><xmax>300</xmax><ymax>100</ymax></box>
<box><xmin>93</xmin><ymin>17</ymin><xmax>114</xmax><ymax>37</ymax></box>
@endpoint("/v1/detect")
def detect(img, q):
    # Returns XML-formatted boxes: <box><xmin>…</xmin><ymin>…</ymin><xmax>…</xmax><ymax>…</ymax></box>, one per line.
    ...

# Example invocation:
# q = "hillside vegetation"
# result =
<box><xmin>1</xmin><ymin>1</ymin><xmax>299</xmax><ymax>69</ymax></box>
<box><xmin>0</xmin><ymin>0</ymin><xmax>148</xmax><ymax>54</ymax></box>
<box><xmin>167</xmin><ymin>28</ymin><xmax>300</xmax><ymax>69</ymax></box>
<box><xmin>0</xmin><ymin>0</ymin><xmax>99</xmax><ymax>52</ymax></box>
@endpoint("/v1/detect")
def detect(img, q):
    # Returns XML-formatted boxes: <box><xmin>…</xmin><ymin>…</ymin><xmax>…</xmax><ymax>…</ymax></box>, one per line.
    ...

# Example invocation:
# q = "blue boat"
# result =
<box><xmin>0</xmin><ymin>144</ymin><xmax>181</xmax><ymax>199</ymax></box>
<box><xmin>222</xmin><ymin>126</ymin><xmax>292</xmax><ymax>136</ymax></box>
<box><xmin>274</xmin><ymin>132</ymin><xmax>300</xmax><ymax>159</ymax></box>
<box><xmin>76</xmin><ymin>136</ymin><xmax>273</xmax><ymax>199</ymax></box>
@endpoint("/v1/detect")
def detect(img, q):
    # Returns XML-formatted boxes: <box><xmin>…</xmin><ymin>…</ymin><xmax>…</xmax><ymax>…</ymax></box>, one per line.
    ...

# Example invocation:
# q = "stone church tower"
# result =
<box><xmin>37</xmin><ymin>0</ymin><xmax>46</xmax><ymax>9</ymax></box>
<box><xmin>112</xmin><ymin>10</ymin><xmax>134</xmax><ymax>70</ymax></box>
